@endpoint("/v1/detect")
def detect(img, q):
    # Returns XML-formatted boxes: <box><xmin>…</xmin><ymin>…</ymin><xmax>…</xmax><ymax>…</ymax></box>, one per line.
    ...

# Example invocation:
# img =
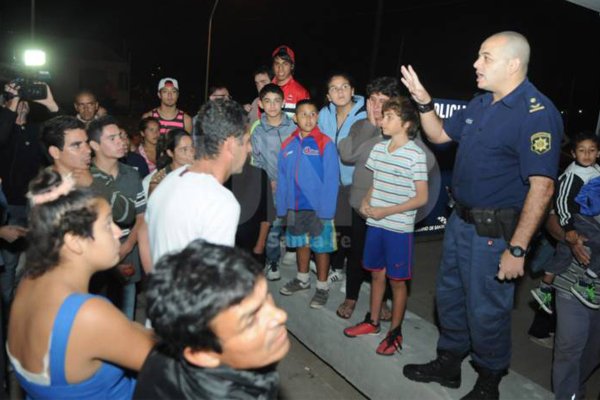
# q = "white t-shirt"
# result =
<box><xmin>145</xmin><ymin>166</ymin><xmax>240</xmax><ymax>264</ymax></box>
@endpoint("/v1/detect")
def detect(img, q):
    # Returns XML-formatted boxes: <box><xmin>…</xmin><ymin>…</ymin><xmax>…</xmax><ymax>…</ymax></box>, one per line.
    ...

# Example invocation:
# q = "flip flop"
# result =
<box><xmin>336</xmin><ymin>300</ymin><xmax>356</xmax><ymax>319</ymax></box>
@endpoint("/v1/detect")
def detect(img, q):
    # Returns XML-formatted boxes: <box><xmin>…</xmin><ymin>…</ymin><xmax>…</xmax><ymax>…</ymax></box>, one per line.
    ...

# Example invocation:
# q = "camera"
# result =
<box><xmin>3</xmin><ymin>77</ymin><xmax>47</xmax><ymax>101</ymax></box>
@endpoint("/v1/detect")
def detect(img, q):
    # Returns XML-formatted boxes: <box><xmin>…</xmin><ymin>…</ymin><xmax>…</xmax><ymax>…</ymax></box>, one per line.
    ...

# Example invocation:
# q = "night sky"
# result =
<box><xmin>1</xmin><ymin>0</ymin><xmax>599</xmax><ymax>134</ymax></box>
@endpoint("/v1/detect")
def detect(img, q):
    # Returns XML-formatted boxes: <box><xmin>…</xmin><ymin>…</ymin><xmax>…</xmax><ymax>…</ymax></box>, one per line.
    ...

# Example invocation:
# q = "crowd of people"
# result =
<box><xmin>0</xmin><ymin>31</ymin><xmax>598</xmax><ymax>400</ymax></box>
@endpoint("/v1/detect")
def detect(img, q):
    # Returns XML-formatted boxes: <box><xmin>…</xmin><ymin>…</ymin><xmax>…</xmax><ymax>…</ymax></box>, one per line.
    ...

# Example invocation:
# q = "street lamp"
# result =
<box><xmin>204</xmin><ymin>0</ymin><xmax>221</xmax><ymax>102</ymax></box>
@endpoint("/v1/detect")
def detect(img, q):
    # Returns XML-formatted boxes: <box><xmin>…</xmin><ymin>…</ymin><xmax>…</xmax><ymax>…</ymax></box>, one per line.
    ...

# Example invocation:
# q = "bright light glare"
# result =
<box><xmin>24</xmin><ymin>50</ymin><xmax>46</xmax><ymax>66</ymax></box>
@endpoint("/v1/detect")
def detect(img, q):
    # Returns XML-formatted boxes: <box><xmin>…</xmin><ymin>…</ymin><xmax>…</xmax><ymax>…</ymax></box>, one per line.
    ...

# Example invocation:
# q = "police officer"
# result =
<box><xmin>399</xmin><ymin>31</ymin><xmax>563</xmax><ymax>399</ymax></box>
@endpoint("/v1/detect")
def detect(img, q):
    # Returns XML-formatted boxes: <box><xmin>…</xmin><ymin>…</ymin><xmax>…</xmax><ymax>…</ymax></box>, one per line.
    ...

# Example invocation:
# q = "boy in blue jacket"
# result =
<box><xmin>277</xmin><ymin>99</ymin><xmax>340</xmax><ymax>309</ymax></box>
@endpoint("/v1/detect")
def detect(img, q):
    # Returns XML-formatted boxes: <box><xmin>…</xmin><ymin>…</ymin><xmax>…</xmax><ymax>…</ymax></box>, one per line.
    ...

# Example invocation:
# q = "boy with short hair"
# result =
<box><xmin>532</xmin><ymin>131</ymin><xmax>600</xmax><ymax>311</ymax></box>
<box><xmin>344</xmin><ymin>97</ymin><xmax>428</xmax><ymax>356</ymax></box>
<box><xmin>251</xmin><ymin>83</ymin><xmax>297</xmax><ymax>280</ymax></box>
<box><xmin>277</xmin><ymin>99</ymin><xmax>340</xmax><ymax>309</ymax></box>
<box><xmin>271</xmin><ymin>45</ymin><xmax>309</xmax><ymax>117</ymax></box>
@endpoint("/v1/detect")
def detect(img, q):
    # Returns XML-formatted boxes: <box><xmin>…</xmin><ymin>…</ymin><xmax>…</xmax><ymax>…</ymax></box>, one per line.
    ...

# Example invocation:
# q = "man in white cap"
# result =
<box><xmin>143</xmin><ymin>77</ymin><xmax>192</xmax><ymax>134</ymax></box>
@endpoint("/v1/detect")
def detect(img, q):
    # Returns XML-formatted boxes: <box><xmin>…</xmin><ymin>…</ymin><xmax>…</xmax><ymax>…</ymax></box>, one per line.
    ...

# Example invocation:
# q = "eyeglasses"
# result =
<box><xmin>328</xmin><ymin>84</ymin><xmax>351</xmax><ymax>94</ymax></box>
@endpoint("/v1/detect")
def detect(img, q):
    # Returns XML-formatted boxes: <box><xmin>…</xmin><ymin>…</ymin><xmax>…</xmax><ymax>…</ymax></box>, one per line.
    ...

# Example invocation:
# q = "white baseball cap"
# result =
<box><xmin>158</xmin><ymin>77</ymin><xmax>179</xmax><ymax>91</ymax></box>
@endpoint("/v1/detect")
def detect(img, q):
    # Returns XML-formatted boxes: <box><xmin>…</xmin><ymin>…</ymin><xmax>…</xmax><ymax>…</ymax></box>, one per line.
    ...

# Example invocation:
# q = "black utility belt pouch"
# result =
<box><xmin>471</xmin><ymin>208</ymin><xmax>519</xmax><ymax>241</ymax></box>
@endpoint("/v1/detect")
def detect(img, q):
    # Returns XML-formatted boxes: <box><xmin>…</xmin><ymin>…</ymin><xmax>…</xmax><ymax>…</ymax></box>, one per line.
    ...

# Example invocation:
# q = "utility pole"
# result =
<box><xmin>204</xmin><ymin>0</ymin><xmax>221</xmax><ymax>102</ymax></box>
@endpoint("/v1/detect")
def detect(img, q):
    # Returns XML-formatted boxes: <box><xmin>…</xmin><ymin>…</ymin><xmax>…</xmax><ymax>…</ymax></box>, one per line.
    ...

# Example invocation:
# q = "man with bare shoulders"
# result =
<box><xmin>400</xmin><ymin>31</ymin><xmax>563</xmax><ymax>399</ymax></box>
<box><xmin>142</xmin><ymin>78</ymin><xmax>192</xmax><ymax>134</ymax></box>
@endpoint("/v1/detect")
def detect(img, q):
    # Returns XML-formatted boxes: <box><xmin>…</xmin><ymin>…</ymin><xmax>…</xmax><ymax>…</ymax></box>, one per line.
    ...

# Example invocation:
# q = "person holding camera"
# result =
<box><xmin>0</xmin><ymin>81</ymin><xmax>60</xmax><ymax>315</ymax></box>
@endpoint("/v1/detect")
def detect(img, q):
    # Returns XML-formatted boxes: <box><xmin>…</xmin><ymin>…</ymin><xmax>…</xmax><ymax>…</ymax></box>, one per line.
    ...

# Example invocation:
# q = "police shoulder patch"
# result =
<box><xmin>529</xmin><ymin>97</ymin><xmax>545</xmax><ymax>113</ymax></box>
<box><xmin>530</xmin><ymin>132</ymin><xmax>551</xmax><ymax>155</ymax></box>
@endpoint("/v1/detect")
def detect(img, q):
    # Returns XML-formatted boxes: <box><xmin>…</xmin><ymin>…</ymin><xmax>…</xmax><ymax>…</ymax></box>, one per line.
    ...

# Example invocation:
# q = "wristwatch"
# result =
<box><xmin>508</xmin><ymin>244</ymin><xmax>527</xmax><ymax>257</ymax></box>
<box><xmin>415</xmin><ymin>100</ymin><xmax>435</xmax><ymax>113</ymax></box>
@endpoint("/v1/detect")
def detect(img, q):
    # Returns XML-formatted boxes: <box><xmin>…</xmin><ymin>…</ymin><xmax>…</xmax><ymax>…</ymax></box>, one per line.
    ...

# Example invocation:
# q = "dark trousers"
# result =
<box><xmin>553</xmin><ymin>290</ymin><xmax>600</xmax><ymax>399</ymax></box>
<box><xmin>345</xmin><ymin>208</ymin><xmax>369</xmax><ymax>300</ymax></box>
<box><xmin>436</xmin><ymin>212</ymin><xmax>514</xmax><ymax>371</ymax></box>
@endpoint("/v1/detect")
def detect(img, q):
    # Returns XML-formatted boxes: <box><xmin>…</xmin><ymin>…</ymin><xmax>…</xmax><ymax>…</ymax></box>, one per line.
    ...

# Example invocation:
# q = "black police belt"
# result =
<box><xmin>454</xmin><ymin>203</ymin><xmax>520</xmax><ymax>241</ymax></box>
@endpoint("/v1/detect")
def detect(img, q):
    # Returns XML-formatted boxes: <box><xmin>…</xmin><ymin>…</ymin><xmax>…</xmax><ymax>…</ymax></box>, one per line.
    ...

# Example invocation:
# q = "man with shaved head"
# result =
<box><xmin>400</xmin><ymin>31</ymin><xmax>563</xmax><ymax>399</ymax></box>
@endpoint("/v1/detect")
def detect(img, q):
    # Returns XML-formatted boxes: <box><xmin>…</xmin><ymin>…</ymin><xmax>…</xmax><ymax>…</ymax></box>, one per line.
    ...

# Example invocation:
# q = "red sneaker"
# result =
<box><xmin>343</xmin><ymin>313</ymin><xmax>380</xmax><ymax>337</ymax></box>
<box><xmin>376</xmin><ymin>329</ymin><xmax>403</xmax><ymax>356</ymax></box>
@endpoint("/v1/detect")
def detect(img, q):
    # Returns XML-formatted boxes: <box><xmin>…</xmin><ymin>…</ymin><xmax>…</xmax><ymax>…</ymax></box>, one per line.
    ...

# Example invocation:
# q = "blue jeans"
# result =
<box><xmin>436</xmin><ymin>212</ymin><xmax>514</xmax><ymax>371</ymax></box>
<box><xmin>553</xmin><ymin>290</ymin><xmax>600</xmax><ymax>400</ymax></box>
<box><xmin>265</xmin><ymin>217</ymin><xmax>283</xmax><ymax>264</ymax></box>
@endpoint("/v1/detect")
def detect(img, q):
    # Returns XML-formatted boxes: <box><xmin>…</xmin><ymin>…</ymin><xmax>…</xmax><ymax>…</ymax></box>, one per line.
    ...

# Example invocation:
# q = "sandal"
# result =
<box><xmin>380</xmin><ymin>302</ymin><xmax>392</xmax><ymax>321</ymax></box>
<box><xmin>336</xmin><ymin>300</ymin><xmax>356</xmax><ymax>319</ymax></box>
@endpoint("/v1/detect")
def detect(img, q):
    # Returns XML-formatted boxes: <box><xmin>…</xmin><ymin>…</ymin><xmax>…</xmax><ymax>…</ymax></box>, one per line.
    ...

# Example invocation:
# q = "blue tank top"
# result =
<box><xmin>12</xmin><ymin>293</ymin><xmax>136</xmax><ymax>399</ymax></box>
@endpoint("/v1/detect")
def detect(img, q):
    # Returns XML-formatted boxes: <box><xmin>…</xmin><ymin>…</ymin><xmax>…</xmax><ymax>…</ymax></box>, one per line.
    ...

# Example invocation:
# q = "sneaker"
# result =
<box><xmin>328</xmin><ymin>269</ymin><xmax>346</xmax><ymax>284</ymax></box>
<box><xmin>343</xmin><ymin>313</ymin><xmax>381</xmax><ymax>337</ymax></box>
<box><xmin>570</xmin><ymin>280</ymin><xmax>600</xmax><ymax>309</ymax></box>
<box><xmin>309</xmin><ymin>288</ymin><xmax>329</xmax><ymax>309</ymax></box>
<box><xmin>403</xmin><ymin>350</ymin><xmax>463</xmax><ymax>388</ymax></box>
<box><xmin>376</xmin><ymin>328</ymin><xmax>403</xmax><ymax>356</ymax></box>
<box><xmin>530</xmin><ymin>287</ymin><xmax>553</xmax><ymax>314</ymax></box>
<box><xmin>265</xmin><ymin>261</ymin><xmax>281</xmax><ymax>281</ymax></box>
<box><xmin>279</xmin><ymin>279</ymin><xmax>310</xmax><ymax>296</ymax></box>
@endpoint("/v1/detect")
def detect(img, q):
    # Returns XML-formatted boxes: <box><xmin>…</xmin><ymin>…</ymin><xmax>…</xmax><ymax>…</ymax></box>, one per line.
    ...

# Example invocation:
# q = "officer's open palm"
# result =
<box><xmin>400</xmin><ymin>65</ymin><xmax>432</xmax><ymax>105</ymax></box>
<box><xmin>497</xmin><ymin>250</ymin><xmax>525</xmax><ymax>281</ymax></box>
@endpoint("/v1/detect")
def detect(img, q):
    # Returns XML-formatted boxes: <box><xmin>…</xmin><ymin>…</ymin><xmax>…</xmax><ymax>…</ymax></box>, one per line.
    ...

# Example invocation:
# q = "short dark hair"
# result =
<box><xmin>139</xmin><ymin>116</ymin><xmax>160</xmax><ymax>133</ymax></box>
<box><xmin>194</xmin><ymin>100</ymin><xmax>247</xmax><ymax>159</ymax></box>
<box><xmin>259</xmin><ymin>83</ymin><xmax>284</xmax><ymax>100</ymax></box>
<box><xmin>295</xmin><ymin>99</ymin><xmax>318</xmax><ymax>113</ymax></box>
<box><xmin>366</xmin><ymin>76</ymin><xmax>400</xmax><ymax>98</ymax></box>
<box><xmin>254</xmin><ymin>66</ymin><xmax>273</xmax><ymax>80</ymax></box>
<box><xmin>382</xmin><ymin>96</ymin><xmax>421</xmax><ymax>139</ymax></box>
<box><xmin>74</xmin><ymin>89</ymin><xmax>97</xmax><ymax>102</ymax></box>
<box><xmin>87</xmin><ymin>115</ymin><xmax>120</xmax><ymax>144</ymax></box>
<box><xmin>156</xmin><ymin>128</ymin><xmax>191</xmax><ymax>170</ymax></box>
<box><xmin>208</xmin><ymin>85</ymin><xmax>230</xmax><ymax>98</ymax></box>
<box><xmin>146</xmin><ymin>240</ymin><xmax>263</xmax><ymax>356</ymax></box>
<box><xmin>572</xmin><ymin>131</ymin><xmax>600</xmax><ymax>150</ymax></box>
<box><xmin>41</xmin><ymin>115</ymin><xmax>85</xmax><ymax>152</ymax></box>
<box><xmin>25</xmin><ymin>170</ymin><xmax>99</xmax><ymax>278</ymax></box>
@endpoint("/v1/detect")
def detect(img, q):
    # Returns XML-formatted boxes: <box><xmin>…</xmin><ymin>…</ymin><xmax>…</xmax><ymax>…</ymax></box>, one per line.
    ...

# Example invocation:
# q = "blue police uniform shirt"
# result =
<box><xmin>443</xmin><ymin>79</ymin><xmax>563</xmax><ymax>209</ymax></box>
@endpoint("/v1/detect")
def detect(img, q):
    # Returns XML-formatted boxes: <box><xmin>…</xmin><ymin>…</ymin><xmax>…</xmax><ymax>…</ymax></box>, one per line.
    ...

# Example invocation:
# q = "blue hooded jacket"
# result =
<box><xmin>276</xmin><ymin>127</ymin><xmax>340</xmax><ymax>219</ymax></box>
<box><xmin>317</xmin><ymin>95</ymin><xmax>366</xmax><ymax>186</ymax></box>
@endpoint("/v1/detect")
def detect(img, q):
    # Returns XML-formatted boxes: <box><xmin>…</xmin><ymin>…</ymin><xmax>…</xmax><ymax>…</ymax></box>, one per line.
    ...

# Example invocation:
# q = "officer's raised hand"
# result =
<box><xmin>497</xmin><ymin>249</ymin><xmax>525</xmax><ymax>281</ymax></box>
<box><xmin>400</xmin><ymin>65</ymin><xmax>432</xmax><ymax>105</ymax></box>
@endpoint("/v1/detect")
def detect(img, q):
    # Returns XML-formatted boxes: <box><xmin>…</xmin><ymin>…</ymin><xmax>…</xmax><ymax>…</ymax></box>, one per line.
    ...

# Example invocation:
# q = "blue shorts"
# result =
<box><xmin>363</xmin><ymin>226</ymin><xmax>413</xmax><ymax>280</ymax></box>
<box><xmin>286</xmin><ymin>219</ymin><xmax>337</xmax><ymax>254</ymax></box>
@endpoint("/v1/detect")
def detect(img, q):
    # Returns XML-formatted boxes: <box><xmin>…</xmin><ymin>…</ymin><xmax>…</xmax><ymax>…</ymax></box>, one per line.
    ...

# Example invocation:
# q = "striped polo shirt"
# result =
<box><xmin>151</xmin><ymin>109</ymin><xmax>185</xmax><ymax>135</ymax></box>
<box><xmin>365</xmin><ymin>139</ymin><xmax>427</xmax><ymax>233</ymax></box>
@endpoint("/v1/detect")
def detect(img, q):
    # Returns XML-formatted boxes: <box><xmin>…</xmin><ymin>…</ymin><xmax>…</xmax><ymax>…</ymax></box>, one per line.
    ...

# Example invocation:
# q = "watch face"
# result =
<box><xmin>510</xmin><ymin>246</ymin><xmax>525</xmax><ymax>257</ymax></box>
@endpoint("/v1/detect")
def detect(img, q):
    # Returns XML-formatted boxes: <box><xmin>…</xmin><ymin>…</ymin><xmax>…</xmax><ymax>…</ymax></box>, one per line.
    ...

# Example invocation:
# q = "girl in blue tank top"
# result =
<box><xmin>7</xmin><ymin>169</ymin><xmax>154</xmax><ymax>399</ymax></box>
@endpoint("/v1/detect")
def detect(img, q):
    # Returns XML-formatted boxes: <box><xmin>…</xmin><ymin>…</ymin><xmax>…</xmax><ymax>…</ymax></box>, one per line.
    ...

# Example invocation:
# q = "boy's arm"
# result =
<box><xmin>319</xmin><ymin>142</ymin><xmax>340</xmax><ymax>219</ymax></box>
<box><xmin>555</xmin><ymin>172</ymin><xmax>583</xmax><ymax>234</ymax></box>
<box><xmin>250</xmin><ymin>133</ymin><xmax>265</xmax><ymax>169</ymax></box>
<box><xmin>369</xmin><ymin>180</ymin><xmax>428</xmax><ymax>220</ymax></box>
<box><xmin>359</xmin><ymin>186</ymin><xmax>374</xmax><ymax>218</ymax></box>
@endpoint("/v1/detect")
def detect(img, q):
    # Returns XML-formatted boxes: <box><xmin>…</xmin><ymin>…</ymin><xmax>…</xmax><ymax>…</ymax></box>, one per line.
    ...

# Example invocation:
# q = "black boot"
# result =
<box><xmin>403</xmin><ymin>350</ymin><xmax>464</xmax><ymax>388</ymax></box>
<box><xmin>460</xmin><ymin>364</ymin><xmax>505</xmax><ymax>400</ymax></box>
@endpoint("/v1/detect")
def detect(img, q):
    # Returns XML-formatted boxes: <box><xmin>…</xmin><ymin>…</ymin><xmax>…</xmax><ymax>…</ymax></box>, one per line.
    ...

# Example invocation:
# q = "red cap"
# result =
<box><xmin>272</xmin><ymin>45</ymin><xmax>295</xmax><ymax>64</ymax></box>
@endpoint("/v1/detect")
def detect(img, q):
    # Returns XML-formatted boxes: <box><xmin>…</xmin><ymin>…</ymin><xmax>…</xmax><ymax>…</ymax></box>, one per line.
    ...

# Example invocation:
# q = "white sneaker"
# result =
<box><xmin>328</xmin><ymin>269</ymin><xmax>346</xmax><ymax>284</ymax></box>
<box><xmin>282</xmin><ymin>251</ymin><xmax>296</xmax><ymax>265</ymax></box>
<box><xmin>265</xmin><ymin>261</ymin><xmax>281</xmax><ymax>281</ymax></box>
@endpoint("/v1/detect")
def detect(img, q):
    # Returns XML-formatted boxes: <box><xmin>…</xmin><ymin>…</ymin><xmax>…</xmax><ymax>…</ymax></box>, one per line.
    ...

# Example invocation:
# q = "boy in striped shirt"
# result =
<box><xmin>344</xmin><ymin>97</ymin><xmax>428</xmax><ymax>356</ymax></box>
